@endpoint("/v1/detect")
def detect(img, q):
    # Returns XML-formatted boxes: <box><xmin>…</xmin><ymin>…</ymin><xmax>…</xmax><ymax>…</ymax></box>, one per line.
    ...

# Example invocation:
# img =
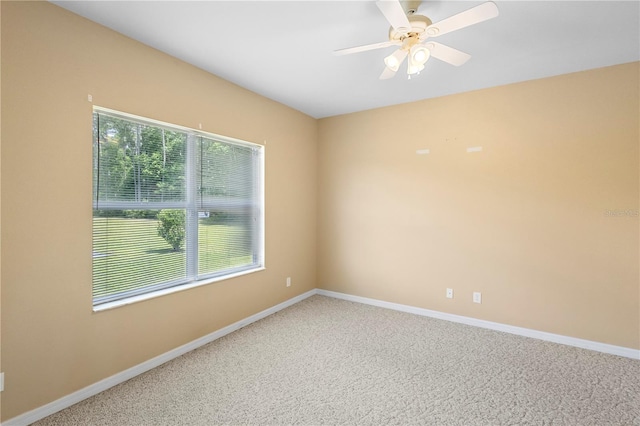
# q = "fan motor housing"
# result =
<box><xmin>388</xmin><ymin>15</ymin><xmax>432</xmax><ymax>41</ymax></box>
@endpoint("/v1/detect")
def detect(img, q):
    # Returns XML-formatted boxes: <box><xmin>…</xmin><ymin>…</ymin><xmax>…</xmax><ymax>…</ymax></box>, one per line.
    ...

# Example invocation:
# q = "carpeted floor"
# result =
<box><xmin>35</xmin><ymin>295</ymin><xmax>640</xmax><ymax>425</ymax></box>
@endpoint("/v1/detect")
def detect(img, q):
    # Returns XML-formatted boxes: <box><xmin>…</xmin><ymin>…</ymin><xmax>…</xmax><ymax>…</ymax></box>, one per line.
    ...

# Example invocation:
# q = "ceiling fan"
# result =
<box><xmin>334</xmin><ymin>0</ymin><xmax>499</xmax><ymax>79</ymax></box>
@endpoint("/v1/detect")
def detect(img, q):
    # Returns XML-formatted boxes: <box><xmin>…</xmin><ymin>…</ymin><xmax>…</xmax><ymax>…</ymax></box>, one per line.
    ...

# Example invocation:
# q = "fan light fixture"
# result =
<box><xmin>407</xmin><ymin>61</ymin><xmax>425</xmax><ymax>75</ymax></box>
<box><xmin>384</xmin><ymin>54</ymin><xmax>400</xmax><ymax>71</ymax></box>
<box><xmin>384</xmin><ymin>48</ymin><xmax>408</xmax><ymax>73</ymax></box>
<box><xmin>406</xmin><ymin>44</ymin><xmax>429</xmax><ymax>76</ymax></box>
<box><xmin>384</xmin><ymin>53</ymin><xmax>401</xmax><ymax>72</ymax></box>
<box><xmin>411</xmin><ymin>45</ymin><xmax>430</xmax><ymax>65</ymax></box>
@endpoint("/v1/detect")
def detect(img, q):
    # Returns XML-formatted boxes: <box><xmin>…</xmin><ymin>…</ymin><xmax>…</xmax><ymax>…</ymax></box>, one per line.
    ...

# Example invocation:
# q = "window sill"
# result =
<box><xmin>92</xmin><ymin>266</ymin><xmax>266</xmax><ymax>312</ymax></box>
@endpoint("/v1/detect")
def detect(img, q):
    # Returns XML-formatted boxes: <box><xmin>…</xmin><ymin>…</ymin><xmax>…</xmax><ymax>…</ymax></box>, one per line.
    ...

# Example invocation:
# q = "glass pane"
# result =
<box><xmin>198</xmin><ymin>211</ymin><xmax>256</xmax><ymax>276</ymax></box>
<box><xmin>93</xmin><ymin>209</ymin><xmax>187</xmax><ymax>301</ymax></box>
<box><xmin>94</xmin><ymin>113</ymin><xmax>187</xmax><ymax>204</ymax></box>
<box><xmin>198</xmin><ymin>138</ymin><xmax>256</xmax><ymax>209</ymax></box>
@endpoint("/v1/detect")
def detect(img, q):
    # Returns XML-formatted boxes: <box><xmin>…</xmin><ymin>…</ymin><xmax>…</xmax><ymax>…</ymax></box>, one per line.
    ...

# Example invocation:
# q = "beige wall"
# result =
<box><xmin>2</xmin><ymin>0</ymin><xmax>639</xmax><ymax>422</ymax></box>
<box><xmin>0</xmin><ymin>1</ymin><xmax>316</xmax><ymax>420</ymax></box>
<box><xmin>318</xmin><ymin>62</ymin><xmax>639</xmax><ymax>350</ymax></box>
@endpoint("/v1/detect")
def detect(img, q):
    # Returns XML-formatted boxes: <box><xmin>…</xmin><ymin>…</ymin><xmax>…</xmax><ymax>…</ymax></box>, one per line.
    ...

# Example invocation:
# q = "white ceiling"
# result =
<box><xmin>52</xmin><ymin>1</ymin><xmax>640</xmax><ymax>119</ymax></box>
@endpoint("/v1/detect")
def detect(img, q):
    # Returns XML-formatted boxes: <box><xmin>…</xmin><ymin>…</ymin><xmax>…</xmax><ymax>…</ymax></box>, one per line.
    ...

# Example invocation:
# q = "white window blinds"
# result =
<box><xmin>92</xmin><ymin>108</ymin><xmax>264</xmax><ymax>306</ymax></box>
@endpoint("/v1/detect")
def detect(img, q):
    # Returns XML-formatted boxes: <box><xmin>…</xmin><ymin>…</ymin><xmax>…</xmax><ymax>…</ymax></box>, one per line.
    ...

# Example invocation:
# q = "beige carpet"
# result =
<box><xmin>35</xmin><ymin>295</ymin><xmax>640</xmax><ymax>425</ymax></box>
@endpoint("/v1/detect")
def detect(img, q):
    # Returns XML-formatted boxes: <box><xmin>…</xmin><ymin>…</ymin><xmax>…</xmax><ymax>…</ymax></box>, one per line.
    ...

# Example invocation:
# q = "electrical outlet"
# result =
<box><xmin>286</xmin><ymin>277</ymin><xmax>291</xmax><ymax>287</ymax></box>
<box><xmin>473</xmin><ymin>292</ymin><xmax>482</xmax><ymax>304</ymax></box>
<box><xmin>446</xmin><ymin>288</ymin><xmax>454</xmax><ymax>299</ymax></box>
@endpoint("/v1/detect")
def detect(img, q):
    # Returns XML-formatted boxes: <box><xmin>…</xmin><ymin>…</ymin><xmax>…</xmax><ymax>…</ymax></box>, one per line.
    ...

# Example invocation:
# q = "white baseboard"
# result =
<box><xmin>316</xmin><ymin>289</ymin><xmax>640</xmax><ymax>360</ymax></box>
<box><xmin>2</xmin><ymin>289</ymin><xmax>318</xmax><ymax>426</ymax></box>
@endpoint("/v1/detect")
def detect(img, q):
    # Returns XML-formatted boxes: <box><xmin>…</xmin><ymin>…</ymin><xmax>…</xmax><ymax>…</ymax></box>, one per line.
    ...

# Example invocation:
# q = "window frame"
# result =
<box><xmin>92</xmin><ymin>106</ymin><xmax>265</xmax><ymax>311</ymax></box>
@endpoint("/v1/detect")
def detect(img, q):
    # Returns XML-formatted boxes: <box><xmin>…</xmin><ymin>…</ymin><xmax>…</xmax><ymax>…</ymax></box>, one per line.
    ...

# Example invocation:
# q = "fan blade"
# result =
<box><xmin>426</xmin><ymin>42</ymin><xmax>471</xmax><ymax>66</ymax></box>
<box><xmin>334</xmin><ymin>40</ymin><xmax>401</xmax><ymax>56</ymax></box>
<box><xmin>379</xmin><ymin>49</ymin><xmax>408</xmax><ymax>80</ymax></box>
<box><xmin>376</xmin><ymin>0</ymin><xmax>411</xmax><ymax>34</ymax></box>
<box><xmin>424</xmin><ymin>2</ymin><xmax>498</xmax><ymax>38</ymax></box>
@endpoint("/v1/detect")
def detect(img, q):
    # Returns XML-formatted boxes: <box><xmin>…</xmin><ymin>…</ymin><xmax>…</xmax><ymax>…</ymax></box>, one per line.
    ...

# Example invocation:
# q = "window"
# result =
<box><xmin>92</xmin><ymin>107</ymin><xmax>264</xmax><ymax>307</ymax></box>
